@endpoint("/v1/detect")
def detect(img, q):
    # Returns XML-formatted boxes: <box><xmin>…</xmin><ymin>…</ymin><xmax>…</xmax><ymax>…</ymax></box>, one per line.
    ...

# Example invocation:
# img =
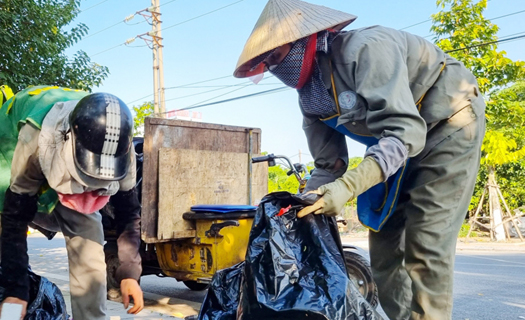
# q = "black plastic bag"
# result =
<box><xmin>0</xmin><ymin>268</ymin><xmax>68</xmax><ymax>320</ymax></box>
<box><xmin>198</xmin><ymin>262</ymin><xmax>245</xmax><ymax>320</ymax></box>
<box><xmin>198</xmin><ymin>192</ymin><xmax>382</xmax><ymax>320</ymax></box>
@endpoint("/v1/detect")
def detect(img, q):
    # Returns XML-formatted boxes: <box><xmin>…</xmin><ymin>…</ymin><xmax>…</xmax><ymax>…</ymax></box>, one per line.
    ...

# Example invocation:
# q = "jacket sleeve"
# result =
<box><xmin>110</xmin><ymin>187</ymin><xmax>142</xmax><ymax>282</ymax></box>
<box><xmin>302</xmin><ymin>114</ymin><xmax>348</xmax><ymax>192</ymax></box>
<box><xmin>1</xmin><ymin>189</ymin><xmax>38</xmax><ymax>301</ymax></box>
<box><xmin>9</xmin><ymin>124</ymin><xmax>45</xmax><ymax>196</ymax></box>
<box><xmin>1</xmin><ymin>124</ymin><xmax>43</xmax><ymax>301</ymax></box>
<box><xmin>341</xmin><ymin>32</ymin><xmax>427</xmax><ymax>178</ymax></box>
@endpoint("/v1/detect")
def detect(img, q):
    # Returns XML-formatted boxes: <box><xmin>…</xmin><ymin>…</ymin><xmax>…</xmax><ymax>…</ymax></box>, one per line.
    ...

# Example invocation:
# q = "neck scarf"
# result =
<box><xmin>269</xmin><ymin>31</ymin><xmax>337</xmax><ymax>117</ymax></box>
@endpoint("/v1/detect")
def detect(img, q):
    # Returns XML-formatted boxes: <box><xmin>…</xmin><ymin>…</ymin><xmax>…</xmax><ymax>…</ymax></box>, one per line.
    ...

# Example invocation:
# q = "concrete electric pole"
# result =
<box><xmin>137</xmin><ymin>1</ymin><xmax>166</xmax><ymax>117</ymax></box>
<box><xmin>151</xmin><ymin>0</ymin><xmax>166</xmax><ymax>117</ymax></box>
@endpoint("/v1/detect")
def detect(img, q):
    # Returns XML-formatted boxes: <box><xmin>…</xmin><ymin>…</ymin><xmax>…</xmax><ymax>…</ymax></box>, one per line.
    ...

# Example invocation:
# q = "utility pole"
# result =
<box><xmin>151</xmin><ymin>0</ymin><xmax>166</xmax><ymax>117</ymax></box>
<box><xmin>151</xmin><ymin>0</ymin><xmax>166</xmax><ymax>118</ymax></box>
<box><xmin>137</xmin><ymin>2</ymin><xmax>166</xmax><ymax>117</ymax></box>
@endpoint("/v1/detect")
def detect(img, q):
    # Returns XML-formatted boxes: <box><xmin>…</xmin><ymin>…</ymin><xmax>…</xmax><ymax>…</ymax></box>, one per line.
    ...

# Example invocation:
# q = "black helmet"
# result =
<box><xmin>69</xmin><ymin>93</ymin><xmax>133</xmax><ymax>181</ymax></box>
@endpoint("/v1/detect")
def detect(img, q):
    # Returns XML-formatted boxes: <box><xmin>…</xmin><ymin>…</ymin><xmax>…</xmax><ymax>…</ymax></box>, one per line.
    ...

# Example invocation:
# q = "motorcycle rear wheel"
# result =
<box><xmin>344</xmin><ymin>250</ymin><xmax>379</xmax><ymax>307</ymax></box>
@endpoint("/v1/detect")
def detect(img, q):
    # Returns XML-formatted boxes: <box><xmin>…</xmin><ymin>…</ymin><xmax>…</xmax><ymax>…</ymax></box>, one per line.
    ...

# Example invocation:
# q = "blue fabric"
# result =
<box><xmin>322</xmin><ymin>118</ymin><xmax>408</xmax><ymax>231</ymax></box>
<box><xmin>191</xmin><ymin>205</ymin><xmax>257</xmax><ymax>214</ymax></box>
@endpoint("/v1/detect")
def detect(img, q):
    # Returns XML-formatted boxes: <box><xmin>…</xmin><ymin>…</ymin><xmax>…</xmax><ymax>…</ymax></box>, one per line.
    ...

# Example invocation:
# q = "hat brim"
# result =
<box><xmin>234</xmin><ymin>0</ymin><xmax>357</xmax><ymax>79</ymax></box>
<box><xmin>234</xmin><ymin>21</ymin><xmax>353</xmax><ymax>78</ymax></box>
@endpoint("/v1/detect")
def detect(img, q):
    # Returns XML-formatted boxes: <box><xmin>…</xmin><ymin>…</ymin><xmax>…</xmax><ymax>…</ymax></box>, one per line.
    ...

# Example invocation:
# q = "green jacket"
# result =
<box><xmin>0</xmin><ymin>86</ymin><xmax>88</xmax><ymax>212</ymax></box>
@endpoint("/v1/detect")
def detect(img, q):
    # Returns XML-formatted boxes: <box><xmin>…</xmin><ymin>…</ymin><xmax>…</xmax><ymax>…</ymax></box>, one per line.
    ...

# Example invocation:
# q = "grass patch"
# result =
<box><xmin>458</xmin><ymin>223</ymin><xmax>477</xmax><ymax>238</ymax></box>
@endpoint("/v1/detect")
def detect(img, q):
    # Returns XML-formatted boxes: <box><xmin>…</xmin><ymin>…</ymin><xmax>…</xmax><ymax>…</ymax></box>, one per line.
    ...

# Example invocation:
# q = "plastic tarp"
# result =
<box><xmin>0</xmin><ymin>268</ymin><xmax>68</xmax><ymax>320</ymax></box>
<box><xmin>198</xmin><ymin>192</ymin><xmax>382</xmax><ymax>320</ymax></box>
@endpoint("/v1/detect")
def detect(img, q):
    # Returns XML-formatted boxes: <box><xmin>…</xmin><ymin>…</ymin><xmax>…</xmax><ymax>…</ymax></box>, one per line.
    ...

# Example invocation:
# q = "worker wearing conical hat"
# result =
<box><xmin>235</xmin><ymin>1</ymin><xmax>486</xmax><ymax>319</ymax></box>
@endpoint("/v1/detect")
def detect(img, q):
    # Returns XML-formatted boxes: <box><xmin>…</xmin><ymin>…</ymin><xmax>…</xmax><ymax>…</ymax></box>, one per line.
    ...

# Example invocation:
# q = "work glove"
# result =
<box><xmin>297</xmin><ymin>157</ymin><xmax>384</xmax><ymax>218</ymax></box>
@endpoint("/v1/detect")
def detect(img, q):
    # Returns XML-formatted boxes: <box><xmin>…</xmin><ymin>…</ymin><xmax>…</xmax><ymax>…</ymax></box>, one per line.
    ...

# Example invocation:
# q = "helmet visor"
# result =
<box><xmin>71</xmin><ymin>131</ymin><xmax>130</xmax><ymax>181</ymax></box>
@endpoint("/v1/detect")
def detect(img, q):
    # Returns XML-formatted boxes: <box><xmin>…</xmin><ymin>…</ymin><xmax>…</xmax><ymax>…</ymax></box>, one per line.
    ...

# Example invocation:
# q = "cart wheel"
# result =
<box><xmin>183</xmin><ymin>280</ymin><xmax>209</xmax><ymax>291</ymax></box>
<box><xmin>343</xmin><ymin>250</ymin><xmax>378</xmax><ymax>307</ymax></box>
<box><xmin>104</xmin><ymin>243</ymin><xmax>122</xmax><ymax>301</ymax></box>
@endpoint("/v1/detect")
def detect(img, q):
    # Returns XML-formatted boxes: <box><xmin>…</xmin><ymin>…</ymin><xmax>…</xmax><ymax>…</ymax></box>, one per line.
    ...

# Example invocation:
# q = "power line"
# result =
<box><xmin>164</xmin><ymin>75</ymin><xmax>233</xmax><ymax>89</ymax></box>
<box><xmin>157</xmin><ymin>86</ymin><xmax>289</xmax><ymax>113</ymax></box>
<box><xmin>81</xmin><ymin>4</ymin><xmax>176</xmax><ymax>42</ymax></box>
<box><xmin>399</xmin><ymin>19</ymin><xmax>431</xmax><ymax>31</ymax></box>
<box><xmin>91</xmin><ymin>43</ymin><xmax>125</xmax><ymax>57</ymax></box>
<box><xmin>83</xmin><ymin>12</ymin><xmax>138</xmax><ymax>40</ymax></box>
<box><xmin>124</xmin><ymin>20</ymin><xmax>147</xmax><ymax>26</ymax></box>
<box><xmin>164</xmin><ymin>75</ymin><xmax>275</xmax><ymax>90</ymax></box>
<box><xmin>168</xmin><ymin>83</ymin><xmax>283</xmax><ymax>89</ymax></box>
<box><xmin>168</xmin><ymin>76</ymin><xmax>277</xmax><ymax>106</ymax></box>
<box><xmin>445</xmin><ymin>33</ymin><xmax>525</xmax><ymax>53</ymax></box>
<box><xmin>80</xmin><ymin>0</ymin><xmax>110</xmax><ymax>13</ymax></box>
<box><xmin>164</xmin><ymin>81</ymin><xmax>253</xmax><ymax>102</ymax></box>
<box><xmin>144</xmin><ymin>32</ymin><xmax>525</xmax><ymax>113</ymax></box>
<box><xmin>491</xmin><ymin>9</ymin><xmax>525</xmax><ymax>21</ymax></box>
<box><xmin>126</xmin><ymin>75</ymin><xmax>236</xmax><ymax>104</ymax></box>
<box><xmin>81</xmin><ymin>1</ymin><xmax>246</xmax><ymax>72</ymax></box>
<box><xmin>84</xmin><ymin>21</ymin><xmax>124</xmax><ymax>39</ymax></box>
<box><xmin>176</xmin><ymin>87</ymin><xmax>289</xmax><ymax>111</ymax></box>
<box><xmin>133</xmin><ymin>79</ymin><xmax>281</xmax><ymax>104</ymax></box>
<box><xmin>164</xmin><ymin>32</ymin><xmax>525</xmax><ymax>111</ymax></box>
<box><xmin>127</xmin><ymin>93</ymin><xmax>154</xmax><ymax>105</ymax></box>
<box><xmin>185</xmin><ymin>84</ymin><xmax>253</xmax><ymax>108</ymax></box>
<box><xmin>163</xmin><ymin>0</ymin><xmax>244</xmax><ymax>32</ymax></box>
<box><xmin>399</xmin><ymin>9</ymin><xmax>525</xmax><ymax>32</ymax></box>
<box><xmin>159</xmin><ymin>0</ymin><xmax>178</xmax><ymax>7</ymax></box>
<box><xmin>424</xmin><ymin>9</ymin><xmax>525</xmax><ymax>39</ymax></box>
<box><xmin>122</xmin><ymin>6</ymin><xmax>525</xmax><ymax>111</ymax></box>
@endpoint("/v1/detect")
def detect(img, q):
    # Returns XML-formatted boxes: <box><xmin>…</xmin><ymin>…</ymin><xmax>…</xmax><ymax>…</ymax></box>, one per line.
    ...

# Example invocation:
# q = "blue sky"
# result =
<box><xmin>69</xmin><ymin>0</ymin><xmax>525</xmax><ymax>163</ymax></box>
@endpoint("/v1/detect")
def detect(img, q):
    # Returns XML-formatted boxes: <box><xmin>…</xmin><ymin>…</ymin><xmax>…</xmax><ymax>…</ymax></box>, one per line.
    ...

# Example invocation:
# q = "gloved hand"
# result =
<box><xmin>297</xmin><ymin>157</ymin><xmax>384</xmax><ymax>218</ymax></box>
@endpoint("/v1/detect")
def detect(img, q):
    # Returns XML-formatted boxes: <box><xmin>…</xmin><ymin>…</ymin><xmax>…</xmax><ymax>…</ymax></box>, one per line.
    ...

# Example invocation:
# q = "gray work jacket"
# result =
<box><xmin>303</xmin><ymin>25</ymin><xmax>481</xmax><ymax>186</ymax></box>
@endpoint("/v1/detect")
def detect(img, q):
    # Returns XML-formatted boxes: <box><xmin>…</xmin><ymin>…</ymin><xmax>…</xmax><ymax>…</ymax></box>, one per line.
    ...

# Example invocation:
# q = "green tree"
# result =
<box><xmin>268</xmin><ymin>165</ymin><xmax>301</xmax><ymax>193</ymax></box>
<box><xmin>0</xmin><ymin>0</ymin><xmax>109</xmax><ymax>92</ymax></box>
<box><xmin>132</xmin><ymin>101</ymin><xmax>154</xmax><ymax>136</ymax></box>
<box><xmin>431</xmin><ymin>0</ymin><xmax>525</xmax><ymax>215</ymax></box>
<box><xmin>432</xmin><ymin>0</ymin><xmax>525</xmax><ymax>94</ymax></box>
<box><xmin>267</xmin><ymin>156</ymin><xmax>363</xmax><ymax>194</ymax></box>
<box><xmin>471</xmin><ymin>82</ymin><xmax>525</xmax><ymax>210</ymax></box>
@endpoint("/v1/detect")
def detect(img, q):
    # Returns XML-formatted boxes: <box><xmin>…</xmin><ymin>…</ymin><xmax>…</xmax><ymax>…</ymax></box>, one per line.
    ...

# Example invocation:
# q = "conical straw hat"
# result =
<box><xmin>234</xmin><ymin>0</ymin><xmax>357</xmax><ymax>78</ymax></box>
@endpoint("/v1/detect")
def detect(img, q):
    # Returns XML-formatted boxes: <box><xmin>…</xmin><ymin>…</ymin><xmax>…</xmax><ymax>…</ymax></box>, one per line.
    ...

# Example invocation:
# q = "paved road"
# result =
<box><xmin>27</xmin><ymin>233</ymin><xmax>525</xmax><ymax>319</ymax></box>
<box><xmin>453</xmin><ymin>252</ymin><xmax>525</xmax><ymax>320</ymax></box>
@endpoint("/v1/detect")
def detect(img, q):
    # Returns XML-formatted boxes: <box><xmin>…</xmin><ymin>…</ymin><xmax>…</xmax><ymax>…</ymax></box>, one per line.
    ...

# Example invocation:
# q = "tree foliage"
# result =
<box><xmin>268</xmin><ymin>165</ymin><xmax>303</xmax><ymax>193</ymax></box>
<box><xmin>432</xmin><ymin>0</ymin><xmax>525</xmax><ymax>95</ymax></box>
<box><xmin>471</xmin><ymin>82</ymin><xmax>525</xmax><ymax>209</ymax></box>
<box><xmin>132</xmin><ymin>101</ymin><xmax>154</xmax><ymax>136</ymax></box>
<box><xmin>0</xmin><ymin>0</ymin><xmax>109</xmax><ymax>92</ymax></box>
<box><xmin>431</xmin><ymin>0</ymin><xmax>525</xmax><ymax>212</ymax></box>
<box><xmin>268</xmin><ymin>157</ymin><xmax>363</xmax><ymax>194</ymax></box>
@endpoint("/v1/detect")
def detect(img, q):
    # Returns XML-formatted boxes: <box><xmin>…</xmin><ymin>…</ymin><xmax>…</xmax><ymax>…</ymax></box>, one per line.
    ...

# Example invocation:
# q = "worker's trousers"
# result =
<box><xmin>51</xmin><ymin>203</ymin><xmax>107</xmax><ymax>320</ymax></box>
<box><xmin>369</xmin><ymin>100</ymin><xmax>485</xmax><ymax>320</ymax></box>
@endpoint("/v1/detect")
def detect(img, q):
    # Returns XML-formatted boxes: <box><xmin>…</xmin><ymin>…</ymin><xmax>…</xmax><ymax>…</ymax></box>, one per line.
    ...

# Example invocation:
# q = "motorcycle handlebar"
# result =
<box><xmin>251</xmin><ymin>154</ymin><xmax>274</xmax><ymax>163</ymax></box>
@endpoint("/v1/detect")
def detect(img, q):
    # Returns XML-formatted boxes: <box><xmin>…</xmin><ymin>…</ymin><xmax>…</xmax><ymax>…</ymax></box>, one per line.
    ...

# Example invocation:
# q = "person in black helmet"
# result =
<box><xmin>0</xmin><ymin>86</ymin><xmax>143</xmax><ymax>320</ymax></box>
